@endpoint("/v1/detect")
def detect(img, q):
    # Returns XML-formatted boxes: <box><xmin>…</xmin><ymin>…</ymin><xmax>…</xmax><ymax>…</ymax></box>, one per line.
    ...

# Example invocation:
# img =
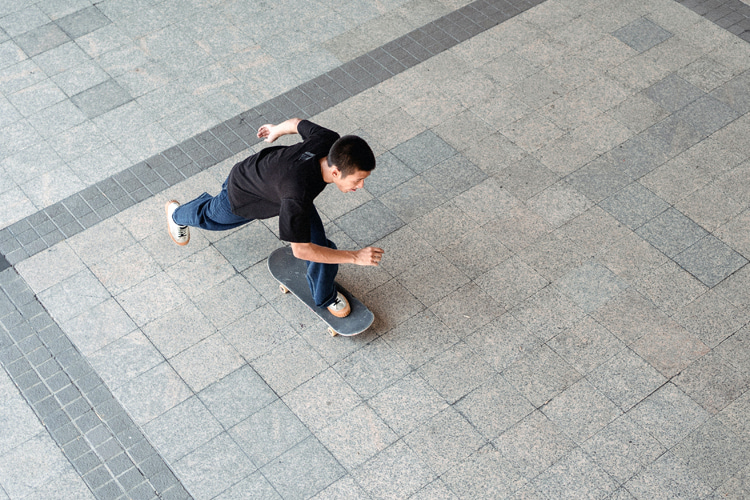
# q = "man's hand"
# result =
<box><xmin>354</xmin><ymin>247</ymin><xmax>384</xmax><ymax>266</ymax></box>
<box><xmin>257</xmin><ymin>118</ymin><xmax>301</xmax><ymax>143</ymax></box>
<box><xmin>257</xmin><ymin>124</ymin><xmax>282</xmax><ymax>143</ymax></box>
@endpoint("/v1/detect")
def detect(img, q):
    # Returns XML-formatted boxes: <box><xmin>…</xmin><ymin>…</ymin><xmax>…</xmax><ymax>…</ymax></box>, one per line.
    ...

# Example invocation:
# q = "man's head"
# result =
<box><xmin>327</xmin><ymin>135</ymin><xmax>375</xmax><ymax>193</ymax></box>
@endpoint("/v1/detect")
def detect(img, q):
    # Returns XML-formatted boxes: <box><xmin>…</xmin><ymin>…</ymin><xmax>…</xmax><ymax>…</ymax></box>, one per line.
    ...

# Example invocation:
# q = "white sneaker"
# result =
<box><xmin>327</xmin><ymin>292</ymin><xmax>351</xmax><ymax>318</ymax></box>
<box><xmin>165</xmin><ymin>200</ymin><xmax>189</xmax><ymax>246</ymax></box>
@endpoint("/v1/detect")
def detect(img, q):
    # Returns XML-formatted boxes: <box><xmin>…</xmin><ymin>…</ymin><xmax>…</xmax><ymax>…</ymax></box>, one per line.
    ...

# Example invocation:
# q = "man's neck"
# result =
<box><xmin>320</xmin><ymin>156</ymin><xmax>333</xmax><ymax>183</ymax></box>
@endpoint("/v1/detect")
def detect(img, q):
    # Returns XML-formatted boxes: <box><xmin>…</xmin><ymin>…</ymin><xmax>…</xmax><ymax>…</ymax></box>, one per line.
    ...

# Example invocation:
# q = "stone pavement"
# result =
<box><xmin>2</xmin><ymin>0</ymin><xmax>750</xmax><ymax>498</ymax></box>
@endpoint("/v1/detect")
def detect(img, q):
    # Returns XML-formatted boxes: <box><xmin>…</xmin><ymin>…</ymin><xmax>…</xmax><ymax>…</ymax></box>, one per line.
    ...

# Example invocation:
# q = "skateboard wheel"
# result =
<box><xmin>328</xmin><ymin>327</ymin><xmax>339</xmax><ymax>337</ymax></box>
<box><xmin>279</xmin><ymin>284</ymin><xmax>289</xmax><ymax>294</ymax></box>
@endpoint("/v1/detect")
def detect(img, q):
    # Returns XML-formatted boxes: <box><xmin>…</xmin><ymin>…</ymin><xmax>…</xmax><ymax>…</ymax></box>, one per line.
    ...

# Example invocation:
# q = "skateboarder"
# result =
<box><xmin>165</xmin><ymin>118</ymin><xmax>384</xmax><ymax>318</ymax></box>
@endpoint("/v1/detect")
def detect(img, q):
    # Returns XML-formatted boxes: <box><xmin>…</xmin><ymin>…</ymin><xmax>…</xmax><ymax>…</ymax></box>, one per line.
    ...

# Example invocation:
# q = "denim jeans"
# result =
<box><xmin>172</xmin><ymin>180</ymin><xmax>251</xmax><ymax>231</ymax></box>
<box><xmin>172</xmin><ymin>180</ymin><xmax>338</xmax><ymax>308</ymax></box>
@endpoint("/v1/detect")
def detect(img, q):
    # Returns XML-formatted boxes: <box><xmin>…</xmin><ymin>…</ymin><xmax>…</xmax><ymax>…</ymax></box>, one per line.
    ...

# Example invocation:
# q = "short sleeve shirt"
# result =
<box><xmin>226</xmin><ymin>120</ymin><xmax>339</xmax><ymax>243</ymax></box>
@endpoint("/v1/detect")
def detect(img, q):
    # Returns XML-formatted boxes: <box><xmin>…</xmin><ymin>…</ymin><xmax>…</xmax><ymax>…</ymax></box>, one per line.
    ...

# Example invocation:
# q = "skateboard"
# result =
<box><xmin>267</xmin><ymin>246</ymin><xmax>374</xmax><ymax>337</ymax></box>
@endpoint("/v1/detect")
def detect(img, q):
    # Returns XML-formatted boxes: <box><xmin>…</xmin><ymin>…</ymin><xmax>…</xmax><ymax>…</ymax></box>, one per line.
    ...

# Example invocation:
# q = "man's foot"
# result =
<box><xmin>165</xmin><ymin>200</ymin><xmax>189</xmax><ymax>246</ymax></box>
<box><xmin>327</xmin><ymin>292</ymin><xmax>351</xmax><ymax>318</ymax></box>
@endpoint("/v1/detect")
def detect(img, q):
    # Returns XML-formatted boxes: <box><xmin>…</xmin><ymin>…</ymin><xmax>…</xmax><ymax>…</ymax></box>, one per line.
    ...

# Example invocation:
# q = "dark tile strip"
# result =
<box><xmin>0</xmin><ymin>267</ymin><xmax>191</xmax><ymax>500</ymax></box>
<box><xmin>0</xmin><ymin>0</ymin><xmax>546</xmax><ymax>268</ymax></box>
<box><xmin>676</xmin><ymin>0</ymin><xmax>750</xmax><ymax>41</ymax></box>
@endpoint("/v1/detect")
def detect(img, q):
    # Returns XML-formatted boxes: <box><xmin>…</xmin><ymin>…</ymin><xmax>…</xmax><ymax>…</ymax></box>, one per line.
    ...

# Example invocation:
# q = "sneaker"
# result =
<box><xmin>165</xmin><ymin>200</ymin><xmax>189</xmax><ymax>246</ymax></box>
<box><xmin>327</xmin><ymin>292</ymin><xmax>351</xmax><ymax>318</ymax></box>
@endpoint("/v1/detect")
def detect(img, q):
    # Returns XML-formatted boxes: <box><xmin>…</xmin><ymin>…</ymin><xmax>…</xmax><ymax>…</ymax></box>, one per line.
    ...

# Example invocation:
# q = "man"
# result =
<box><xmin>165</xmin><ymin>118</ymin><xmax>384</xmax><ymax>318</ymax></box>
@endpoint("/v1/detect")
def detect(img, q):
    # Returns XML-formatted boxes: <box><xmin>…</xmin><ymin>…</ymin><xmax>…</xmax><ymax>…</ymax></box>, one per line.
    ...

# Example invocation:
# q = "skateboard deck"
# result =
<box><xmin>267</xmin><ymin>246</ymin><xmax>374</xmax><ymax>336</ymax></box>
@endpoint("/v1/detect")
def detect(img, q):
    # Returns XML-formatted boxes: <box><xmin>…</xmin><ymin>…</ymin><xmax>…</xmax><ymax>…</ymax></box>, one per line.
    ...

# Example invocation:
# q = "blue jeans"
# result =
<box><xmin>172</xmin><ymin>181</ymin><xmax>339</xmax><ymax>308</ymax></box>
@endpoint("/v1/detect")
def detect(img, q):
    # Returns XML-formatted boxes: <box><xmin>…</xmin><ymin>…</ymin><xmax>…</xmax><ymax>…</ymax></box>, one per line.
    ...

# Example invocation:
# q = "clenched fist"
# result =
<box><xmin>354</xmin><ymin>247</ymin><xmax>384</xmax><ymax>266</ymax></box>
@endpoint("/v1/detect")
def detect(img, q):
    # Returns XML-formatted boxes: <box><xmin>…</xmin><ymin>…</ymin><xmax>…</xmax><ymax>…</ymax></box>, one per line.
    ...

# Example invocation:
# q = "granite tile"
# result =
<box><xmin>220</xmin><ymin>302</ymin><xmax>297</xmax><ymax>361</ymax></box>
<box><xmin>502</xmin><ymin>343</ymin><xmax>583</xmax><ymax>408</ymax></box>
<box><xmin>673</xmin><ymin>351</ymin><xmax>749</xmax><ymax>414</ymax></box>
<box><xmin>625</xmin><ymin>451</ymin><xmax>712</xmax><ymax>499</ymax></box>
<box><xmin>581</xmin><ymin>413</ymin><xmax>666</xmax><ymax>484</ymax></box>
<box><xmin>612</xmin><ymin>17</ymin><xmax>673</xmax><ymax>53</ymax></box>
<box><xmin>417</xmin><ymin>341</ymin><xmax>495</xmax><ymax>404</ymax></box>
<box><xmin>362</xmin><ymin>278</ymin><xmax>425</xmax><ymax>334</ymax></box>
<box><xmin>14</xmin><ymin>23</ymin><xmax>70</xmax><ymax>58</ymax></box>
<box><xmin>532</xmin><ymin>447</ymin><xmax>619</xmax><ymax>499</ymax></box>
<box><xmin>455</xmin><ymin>374</ymin><xmax>534</xmax><ymax>440</ymax></box>
<box><xmin>556</xmin><ymin>260</ymin><xmax>629</xmax><ymax>313</ymax></box>
<box><xmin>465</xmin><ymin>313</ymin><xmax>540</xmax><ymax>373</ymax></box>
<box><xmin>476</xmin><ymin>255</ymin><xmax>549</xmax><ymax>310</ymax></box>
<box><xmin>635</xmin><ymin>207</ymin><xmax>708</xmax><ymax>258</ymax></box>
<box><xmin>380</xmin><ymin>175</ymin><xmax>446</xmax><ymax>223</ymax></box>
<box><xmin>404</xmin><ymin>406</ymin><xmax>486</xmax><ymax>476</ymax></box>
<box><xmin>88</xmin><ymin>330</ymin><xmax>163</xmax><ymax>390</ymax></box>
<box><xmin>628</xmin><ymin>382</ymin><xmax>710</xmax><ymax>448</ymax></box>
<box><xmin>352</xmin><ymin>440</ymin><xmax>435</xmax><ymax>500</ymax></box>
<box><xmin>54</xmin><ymin>6</ymin><xmax>110</xmax><ymax>39</ymax></box>
<box><xmin>112</xmin><ymin>362</ymin><xmax>192</xmax><ymax>426</ymax></box>
<box><xmin>214</xmin><ymin>470</ymin><xmax>279</xmax><ymax>499</ymax></box>
<box><xmin>317</xmin><ymin>403</ymin><xmax>397</xmax><ymax>470</ymax></box>
<box><xmin>442</xmin><ymin>445</ymin><xmax>526</xmax><ymax>499</ymax></box>
<box><xmin>37</xmin><ymin>268</ymin><xmax>110</xmax><ymax>323</ymax></box>
<box><xmin>251</xmin><ymin>334</ymin><xmax>328</xmax><ymax>396</ymax></box>
<box><xmin>527</xmin><ymin>180</ymin><xmax>593</xmax><ymax>228</ymax></box>
<box><xmin>671</xmin><ymin>417</ymin><xmax>750</xmax><ymax>489</ymax></box>
<box><xmin>70</xmin><ymin>78</ymin><xmax>131</xmax><ymax>119</ymax></box>
<box><xmin>174</xmin><ymin>433</ymin><xmax>255</xmax><ymax>500</ymax></box>
<box><xmin>674</xmin><ymin>235</ymin><xmax>748</xmax><ymax>288</ymax></box>
<box><xmin>587</xmin><ymin>348</ymin><xmax>666</xmax><ymax>411</ymax></box>
<box><xmin>261</xmin><ymin>437</ymin><xmax>344</xmax><ymax>500</ymax></box>
<box><xmin>643</xmin><ymin>73</ymin><xmax>705</xmax><ymax>113</ymax></box>
<box><xmin>429</xmin><ymin>282</ymin><xmax>504</xmax><ymax>339</ymax></box>
<box><xmin>493</xmin><ymin>410</ymin><xmax>576</xmax><ymax>480</ymax></box>
<box><xmin>600</xmin><ymin>182</ymin><xmax>670</xmax><ymax>230</ymax></box>
<box><xmin>143</xmin><ymin>396</ymin><xmax>222</xmax><ymax>463</ymax></box>
<box><xmin>542</xmin><ymin>379</ymin><xmax>622</xmax><ymax>444</ymax></box>
<box><xmin>336</xmin><ymin>199</ymin><xmax>404</xmax><ymax>247</ymax></box>
<box><xmin>170</xmin><ymin>333</ymin><xmax>244</xmax><ymax>393</ymax></box>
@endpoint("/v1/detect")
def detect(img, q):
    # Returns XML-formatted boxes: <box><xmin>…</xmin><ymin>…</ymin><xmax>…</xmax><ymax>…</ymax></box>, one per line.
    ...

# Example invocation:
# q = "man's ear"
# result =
<box><xmin>330</xmin><ymin>165</ymin><xmax>341</xmax><ymax>178</ymax></box>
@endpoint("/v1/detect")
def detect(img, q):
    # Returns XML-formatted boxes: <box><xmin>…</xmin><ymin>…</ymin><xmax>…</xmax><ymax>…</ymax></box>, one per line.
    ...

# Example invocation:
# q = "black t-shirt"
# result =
<box><xmin>226</xmin><ymin>120</ymin><xmax>339</xmax><ymax>243</ymax></box>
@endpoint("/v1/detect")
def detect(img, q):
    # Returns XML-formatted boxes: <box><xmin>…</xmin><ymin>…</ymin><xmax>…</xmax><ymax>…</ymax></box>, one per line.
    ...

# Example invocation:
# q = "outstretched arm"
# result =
<box><xmin>291</xmin><ymin>242</ymin><xmax>384</xmax><ymax>266</ymax></box>
<box><xmin>257</xmin><ymin>118</ymin><xmax>302</xmax><ymax>143</ymax></box>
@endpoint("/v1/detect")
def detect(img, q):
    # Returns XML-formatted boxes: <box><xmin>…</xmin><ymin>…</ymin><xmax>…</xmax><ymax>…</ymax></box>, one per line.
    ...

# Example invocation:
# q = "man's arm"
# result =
<box><xmin>291</xmin><ymin>242</ymin><xmax>384</xmax><ymax>266</ymax></box>
<box><xmin>257</xmin><ymin>118</ymin><xmax>302</xmax><ymax>143</ymax></box>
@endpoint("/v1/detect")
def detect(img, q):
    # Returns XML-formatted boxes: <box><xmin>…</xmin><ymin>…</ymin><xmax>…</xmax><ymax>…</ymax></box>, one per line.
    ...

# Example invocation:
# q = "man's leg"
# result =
<box><xmin>305</xmin><ymin>208</ymin><xmax>340</xmax><ymax>308</ymax></box>
<box><xmin>166</xmin><ymin>180</ymin><xmax>251</xmax><ymax>245</ymax></box>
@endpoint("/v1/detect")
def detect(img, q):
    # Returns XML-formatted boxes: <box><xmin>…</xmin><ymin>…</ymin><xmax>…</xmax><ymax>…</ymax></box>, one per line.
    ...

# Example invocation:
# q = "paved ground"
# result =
<box><xmin>2</xmin><ymin>0</ymin><xmax>750</xmax><ymax>498</ymax></box>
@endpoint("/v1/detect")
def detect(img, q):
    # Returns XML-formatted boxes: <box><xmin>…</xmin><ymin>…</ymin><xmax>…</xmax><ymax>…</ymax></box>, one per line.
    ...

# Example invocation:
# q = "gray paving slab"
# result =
<box><xmin>625</xmin><ymin>450</ymin><xmax>713</xmax><ymax>499</ymax></box>
<box><xmin>580</xmin><ymin>413</ymin><xmax>666</xmax><ymax>485</ymax></box>
<box><xmin>673</xmin><ymin>234</ymin><xmax>748</xmax><ymax>287</ymax></box>
<box><xmin>13</xmin><ymin>23</ymin><xmax>70</xmax><ymax>58</ymax></box>
<box><xmin>613</xmin><ymin>17</ymin><xmax>674</xmax><ymax>53</ymax></box>
<box><xmin>635</xmin><ymin>206</ymin><xmax>709</xmax><ymax>257</ymax></box>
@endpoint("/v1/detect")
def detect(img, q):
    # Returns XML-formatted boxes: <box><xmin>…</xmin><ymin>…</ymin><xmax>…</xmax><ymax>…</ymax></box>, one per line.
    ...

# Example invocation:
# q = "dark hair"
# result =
<box><xmin>328</xmin><ymin>135</ymin><xmax>375</xmax><ymax>177</ymax></box>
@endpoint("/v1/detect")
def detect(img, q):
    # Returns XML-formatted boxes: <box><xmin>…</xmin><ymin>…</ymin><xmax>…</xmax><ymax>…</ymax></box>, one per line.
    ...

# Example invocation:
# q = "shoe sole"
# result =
<box><xmin>165</xmin><ymin>200</ymin><xmax>189</xmax><ymax>246</ymax></box>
